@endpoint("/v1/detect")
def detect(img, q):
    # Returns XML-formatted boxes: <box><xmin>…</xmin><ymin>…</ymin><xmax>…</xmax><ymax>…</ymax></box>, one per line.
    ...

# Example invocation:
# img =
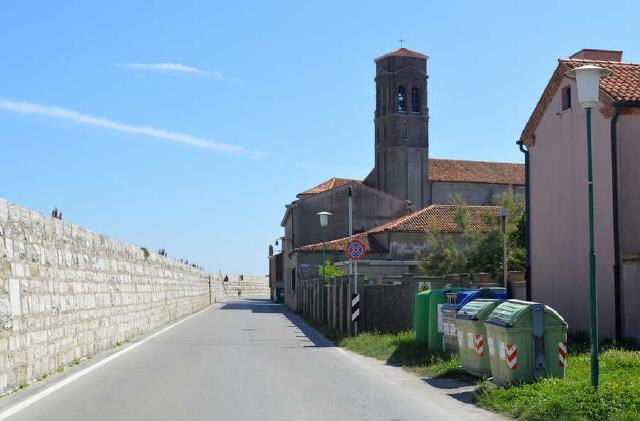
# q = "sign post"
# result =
<box><xmin>346</xmin><ymin>238</ymin><xmax>366</xmax><ymax>334</ymax></box>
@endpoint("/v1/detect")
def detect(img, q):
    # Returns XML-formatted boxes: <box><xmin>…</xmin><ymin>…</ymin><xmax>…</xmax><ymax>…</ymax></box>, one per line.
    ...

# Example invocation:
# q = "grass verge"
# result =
<box><xmin>305</xmin><ymin>319</ymin><xmax>470</xmax><ymax>380</ymax></box>
<box><xmin>475</xmin><ymin>336</ymin><xmax>640</xmax><ymax>421</ymax></box>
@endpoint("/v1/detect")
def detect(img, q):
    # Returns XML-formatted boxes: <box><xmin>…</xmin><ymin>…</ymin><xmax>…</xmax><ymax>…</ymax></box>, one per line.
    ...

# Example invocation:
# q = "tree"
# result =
<box><xmin>317</xmin><ymin>260</ymin><xmax>345</xmax><ymax>281</ymax></box>
<box><xmin>464</xmin><ymin>230</ymin><xmax>504</xmax><ymax>279</ymax></box>
<box><xmin>418</xmin><ymin>231</ymin><xmax>467</xmax><ymax>277</ymax></box>
<box><xmin>491</xmin><ymin>188</ymin><xmax>527</xmax><ymax>272</ymax></box>
<box><xmin>418</xmin><ymin>188</ymin><xmax>526</xmax><ymax>279</ymax></box>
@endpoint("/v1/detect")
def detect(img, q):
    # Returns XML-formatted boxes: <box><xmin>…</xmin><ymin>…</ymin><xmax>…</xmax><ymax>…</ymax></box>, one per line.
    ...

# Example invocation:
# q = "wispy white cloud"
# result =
<box><xmin>125</xmin><ymin>62</ymin><xmax>223</xmax><ymax>78</ymax></box>
<box><xmin>0</xmin><ymin>99</ymin><xmax>262</xmax><ymax>158</ymax></box>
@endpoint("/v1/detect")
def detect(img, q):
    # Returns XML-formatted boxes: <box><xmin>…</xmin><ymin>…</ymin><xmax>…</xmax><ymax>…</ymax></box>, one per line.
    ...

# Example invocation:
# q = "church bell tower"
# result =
<box><xmin>365</xmin><ymin>48</ymin><xmax>429</xmax><ymax>209</ymax></box>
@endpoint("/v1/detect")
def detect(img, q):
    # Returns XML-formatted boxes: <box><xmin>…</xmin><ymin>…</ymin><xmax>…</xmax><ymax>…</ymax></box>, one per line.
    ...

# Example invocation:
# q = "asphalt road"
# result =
<box><xmin>4</xmin><ymin>298</ymin><xmax>502</xmax><ymax>421</ymax></box>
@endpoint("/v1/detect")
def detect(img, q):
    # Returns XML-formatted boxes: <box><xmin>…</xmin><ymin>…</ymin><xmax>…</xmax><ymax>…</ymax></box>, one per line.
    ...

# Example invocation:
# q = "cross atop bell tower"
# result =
<box><xmin>365</xmin><ymin>47</ymin><xmax>430</xmax><ymax>209</ymax></box>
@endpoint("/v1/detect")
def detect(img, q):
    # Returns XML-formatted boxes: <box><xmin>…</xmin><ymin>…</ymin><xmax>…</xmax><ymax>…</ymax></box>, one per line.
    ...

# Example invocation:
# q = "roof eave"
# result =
<box><xmin>280</xmin><ymin>202</ymin><xmax>299</xmax><ymax>227</ymax></box>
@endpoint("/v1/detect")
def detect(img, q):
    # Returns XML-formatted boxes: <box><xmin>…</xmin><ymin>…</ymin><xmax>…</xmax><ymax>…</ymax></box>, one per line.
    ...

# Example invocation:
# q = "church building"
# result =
<box><xmin>274</xmin><ymin>48</ymin><xmax>524</xmax><ymax>309</ymax></box>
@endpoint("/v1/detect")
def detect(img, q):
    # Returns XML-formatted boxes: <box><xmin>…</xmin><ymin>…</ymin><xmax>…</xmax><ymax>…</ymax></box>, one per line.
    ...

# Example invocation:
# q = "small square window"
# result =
<box><xmin>562</xmin><ymin>86</ymin><xmax>571</xmax><ymax>111</ymax></box>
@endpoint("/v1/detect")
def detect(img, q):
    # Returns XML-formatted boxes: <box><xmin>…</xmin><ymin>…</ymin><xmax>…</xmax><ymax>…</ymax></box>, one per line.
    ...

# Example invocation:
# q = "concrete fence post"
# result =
<box><xmin>309</xmin><ymin>281</ymin><xmax>312</xmax><ymax>318</ymax></box>
<box><xmin>313</xmin><ymin>281</ymin><xmax>318</xmax><ymax>320</ymax></box>
<box><xmin>332</xmin><ymin>281</ymin><xmax>337</xmax><ymax>329</ymax></box>
<box><xmin>338</xmin><ymin>278</ymin><xmax>344</xmax><ymax>333</ymax></box>
<box><xmin>308</xmin><ymin>281</ymin><xmax>312</xmax><ymax>319</ymax></box>
<box><xmin>308</xmin><ymin>281</ymin><xmax>311</xmax><ymax>318</ymax></box>
<box><xmin>303</xmin><ymin>281</ymin><xmax>307</xmax><ymax>316</ymax></box>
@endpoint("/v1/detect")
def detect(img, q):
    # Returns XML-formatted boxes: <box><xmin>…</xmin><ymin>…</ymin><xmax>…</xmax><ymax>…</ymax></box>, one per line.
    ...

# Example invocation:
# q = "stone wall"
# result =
<box><xmin>220</xmin><ymin>274</ymin><xmax>269</xmax><ymax>297</ymax></box>
<box><xmin>0</xmin><ymin>198</ymin><xmax>225</xmax><ymax>394</ymax></box>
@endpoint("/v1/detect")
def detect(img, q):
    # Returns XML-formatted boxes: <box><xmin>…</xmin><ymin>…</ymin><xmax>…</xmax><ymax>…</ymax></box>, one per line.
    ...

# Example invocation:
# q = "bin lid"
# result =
<box><xmin>478</xmin><ymin>287</ymin><xmax>507</xmax><ymax>300</ymax></box>
<box><xmin>455</xmin><ymin>290</ymin><xmax>482</xmax><ymax>309</ymax></box>
<box><xmin>485</xmin><ymin>300</ymin><xmax>567</xmax><ymax>328</ymax></box>
<box><xmin>456</xmin><ymin>299</ymin><xmax>502</xmax><ymax>321</ymax></box>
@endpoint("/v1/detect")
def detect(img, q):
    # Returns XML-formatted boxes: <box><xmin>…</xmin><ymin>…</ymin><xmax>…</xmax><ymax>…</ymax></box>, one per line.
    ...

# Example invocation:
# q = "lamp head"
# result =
<box><xmin>564</xmin><ymin>65</ymin><xmax>612</xmax><ymax>109</ymax></box>
<box><xmin>317</xmin><ymin>211</ymin><xmax>332</xmax><ymax>227</ymax></box>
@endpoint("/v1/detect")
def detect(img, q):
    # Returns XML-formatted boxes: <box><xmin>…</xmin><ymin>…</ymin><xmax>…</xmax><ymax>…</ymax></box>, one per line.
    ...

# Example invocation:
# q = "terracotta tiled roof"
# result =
<box><xmin>295</xmin><ymin>205</ymin><xmax>508</xmax><ymax>253</ymax></box>
<box><xmin>375</xmin><ymin>48</ymin><xmax>428</xmax><ymax>62</ymax></box>
<box><xmin>563</xmin><ymin>58</ymin><xmax>640</xmax><ymax>102</ymax></box>
<box><xmin>428</xmin><ymin>159</ymin><xmax>525</xmax><ymax>185</ymax></box>
<box><xmin>298</xmin><ymin>159</ymin><xmax>523</xmax><ymax>198</ymax></box>
<box><xmin>521</xmin><ymin>57</ymin><xmax>640</xmax><ymax>146</ymax></box>
<box><xmin>295</xmin><ymin>232</ymin><xmax>386</xmax><ymax>253</ymax></box>
<box><xmin>368</xmin><ymin>205</ymin><xmax>504</xmax><ymax>234</ymax></box>
<box><xmin>297</xmin><ymin>178</ymin><xmax>362</xmax><ymax>197</ymax></box>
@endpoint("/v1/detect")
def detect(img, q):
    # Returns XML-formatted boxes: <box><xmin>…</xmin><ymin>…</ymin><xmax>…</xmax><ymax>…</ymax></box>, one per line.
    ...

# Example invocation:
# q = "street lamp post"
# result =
<box><xmin>565</xmin><ymin>64</ymin><xmax>612</xmax><ymax>390</ymax></box>
<box><xmin>499</xmin><ymin>208</ymin><xmax>508</xmax><ymax>289</ymax></box>
<box><xmin>317</xmin><ymin>212</ymin><xmax>332</xmax><ymax>282</ymax></box>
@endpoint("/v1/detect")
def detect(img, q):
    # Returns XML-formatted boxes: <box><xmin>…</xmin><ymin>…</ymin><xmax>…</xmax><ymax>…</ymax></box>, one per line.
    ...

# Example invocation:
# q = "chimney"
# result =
<box><xmin>570</xmin><ymin>49</ymin><xmax>623</xmax><ymax>62</ymax></box>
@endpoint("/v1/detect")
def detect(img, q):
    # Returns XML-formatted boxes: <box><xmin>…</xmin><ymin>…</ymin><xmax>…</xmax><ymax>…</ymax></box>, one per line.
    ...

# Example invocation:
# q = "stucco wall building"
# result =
<box><xmin>520</xmin><ymin>48</ymin><xmax>640</xmax><ymax>339</ymax></box>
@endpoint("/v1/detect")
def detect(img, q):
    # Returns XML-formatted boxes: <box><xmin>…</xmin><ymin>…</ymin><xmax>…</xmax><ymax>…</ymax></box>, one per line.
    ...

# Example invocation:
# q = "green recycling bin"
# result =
<box><xmin>414</xmin><ymin>290</ymin><xmax>430</xmax><ymax>343</ymax></box>
<box><xmin>484</xmin><ymin>300</ymin><xmax>568</xmax><ymax>385</ymax></box>
<box><xmin>456</xmin><ymin>299</ymin><xmax>503</xmax><ymax>377</ymax></box>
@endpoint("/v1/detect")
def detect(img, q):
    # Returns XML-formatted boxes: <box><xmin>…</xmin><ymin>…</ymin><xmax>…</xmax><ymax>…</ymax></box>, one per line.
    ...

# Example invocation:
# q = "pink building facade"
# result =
<box><xmin>522</xmin><ymin>49</ymin><xmax>640</xmax><ymax>339</ymax></box>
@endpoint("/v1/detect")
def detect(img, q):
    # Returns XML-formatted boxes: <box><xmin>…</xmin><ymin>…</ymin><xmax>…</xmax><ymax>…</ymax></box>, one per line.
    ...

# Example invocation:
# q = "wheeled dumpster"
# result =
<box><xmin>456</xmin><ymin>299</ymin><xmax>504</xmax><ymax>377</ymax></box>
<box><xmin>485</xmin><ymin>300</ymin><xmax>568</xmax><ymax>385</ymax></box>
<box><xmin>441</xmin><ymin>288</ymin><xmax>507</xmax><ymax>353</ymax></box>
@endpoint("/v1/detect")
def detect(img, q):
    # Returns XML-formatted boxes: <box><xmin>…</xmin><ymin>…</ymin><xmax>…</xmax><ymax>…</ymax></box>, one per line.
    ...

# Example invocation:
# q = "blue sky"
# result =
<box><xmin>1</xmin><ymin>1</ymin><xmax>638</xmax><ymax>275</ymax></box>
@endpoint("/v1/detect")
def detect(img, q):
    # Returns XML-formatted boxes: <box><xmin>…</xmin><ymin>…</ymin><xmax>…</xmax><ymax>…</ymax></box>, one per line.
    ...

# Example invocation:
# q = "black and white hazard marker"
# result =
<box><xmin>351</xmin><ymin>293</ymin><xmax>360</xmax><ymax>322</ymax></box>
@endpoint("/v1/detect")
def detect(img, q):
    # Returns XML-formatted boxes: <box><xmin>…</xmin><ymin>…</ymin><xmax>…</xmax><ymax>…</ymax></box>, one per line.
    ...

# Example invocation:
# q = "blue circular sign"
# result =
<box><xmin>346</xmin><ymin>239</ymin><xmax>367</xmax><ymax>260</ymax></box>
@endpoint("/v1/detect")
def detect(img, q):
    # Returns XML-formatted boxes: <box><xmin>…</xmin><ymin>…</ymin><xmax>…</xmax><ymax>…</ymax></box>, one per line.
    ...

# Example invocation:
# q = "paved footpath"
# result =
<box><xmin>2</xmin><ymin>298</ymin><xmax>503</xmax><ymax>421</ymax></box>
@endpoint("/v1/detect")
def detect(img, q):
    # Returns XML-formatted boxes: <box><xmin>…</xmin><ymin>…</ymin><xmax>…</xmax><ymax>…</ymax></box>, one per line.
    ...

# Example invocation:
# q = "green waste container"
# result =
<box><xmin>414</xmin><ymin>290</ymin><xmax>431</xmax><ymax>343</ymax></box>
<box><xmin>456</xmin><ymin>299</ymin><xmax>503</xmax><ymax>377</ymax></box>
<box><xmin>484</xmin><ymin>300</ymin><xmax>568</xmax><ymax>385</ymax></box>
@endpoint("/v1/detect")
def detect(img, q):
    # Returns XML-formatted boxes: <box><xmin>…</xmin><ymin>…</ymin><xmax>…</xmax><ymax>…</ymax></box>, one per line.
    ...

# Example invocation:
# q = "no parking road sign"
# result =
<box><xmin>346</xmin><ymin>239</ymin><xmax>367</xmax><ymax>260</ymax></box>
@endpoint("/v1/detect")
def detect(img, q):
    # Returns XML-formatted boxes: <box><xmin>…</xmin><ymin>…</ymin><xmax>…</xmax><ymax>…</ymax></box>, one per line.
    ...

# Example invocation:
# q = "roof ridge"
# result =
<box><xmin>429</xmin><ymin>157</ymin><xmax>524</xmax><ymax>165</ymax></box>
<box><xmin>560</xmin><ymin>57</ymin><xmax>640</xmax><ymax>66</ymax></box>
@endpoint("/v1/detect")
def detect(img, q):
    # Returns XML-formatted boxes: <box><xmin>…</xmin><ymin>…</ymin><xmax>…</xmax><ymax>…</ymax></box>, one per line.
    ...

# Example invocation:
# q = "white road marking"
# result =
<box><xmin>0</xmin><ymin>305</ymin><xmax>213</xmax><ymax>421</ymax></box>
